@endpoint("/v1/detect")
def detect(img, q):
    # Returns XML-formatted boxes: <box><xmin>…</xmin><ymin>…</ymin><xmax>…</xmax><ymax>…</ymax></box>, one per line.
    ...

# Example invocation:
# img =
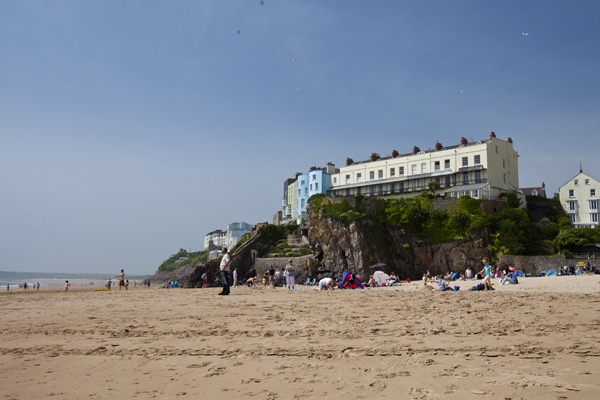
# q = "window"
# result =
<box><xmin>434</xmin><ymin>161</ymin><xmax>440</xmax><ymax>171</ymax></box>
<box><xmin>591</xmin><ymin>189</ymin><xmax>596</xmax><ymax>197</ymax></box>
<box><xmin>590</xmin><ymin>200</ymin><xmax>598</xmax><ymax>211</ymax></box>
<box><xmin>312</xmin><ymin>175</ymin><xmax>316</xmax><ymax>181</ymax></box>
<box><xmin>411</xmin><ymin>164</ymin><xmax>417</xmax><ymax>174</ymax></box>
<box><xmin>309</xmin><ymin>184</ymin><xmax>313</xmax><ymax>191</ymax></box>
<box><xmin>463</xmin><ymin>172</ymin><xmax>469</xmax><ymax>183</ymax></box>
<box><xmin>333</xmin><ymin>177</ymin><xmax>337</xmax><ymax>184</ymax></box>
<box><xmin>390</xmin><ymin>183</ymin><xmax>396</xmax><ymax>194</ymax></box>
<box><xmin>301</xmin><ymin>199</ymin><xmax>305</xmax><ymax>209</ymax></box>
<box><xmin>378</xmin><ymin>169</ymin><xmax>383</xmax><ymax>179</ymax></box>
<box><xmin>390</xmin><ymin>168</ymin><xmax>395</xmax><ymax>177</ymax></box>
<box><xmin>369</xmin><ymin>171</ymin><xmax>374</xmax><ymax>180</ymax></box>
<box><xmin>421</xmin><ymin>163</ymin><xmax>426</xmax><ymax>173</ymax></box>
<box><xmin>315</xmin><ymin>183</ymin><xmax>319</xmax><ymax>191</ymax></box>
<box><xmin>399</xmin><ymin>182</ymin><xmax>405</xmax><ymax>192</ymax></box>
<box><xmin>475</xmin><ymin>172</ymin><xmax>481</xmax><ymax>183</ymax></box>
<box><xmin>378</xmin><ymin>185</ymin><xmax>383</xmax><ymax>195</ymax></box>
<box><xmin>473</xmin><ymin>190</ymin><xmax>479</xmax><ymax>198</ymax></box>
<box><xmin>399</xmin><ymin>166</ymin><xmax>405</xmax><ymax>175</ymax></box>
<box><xmin>345</xmin><ymin>174</ymin><xmax>350</xmax><ymax>184</ymax></box>
<box><xmin>369</xmin><ymin>185</ymin><xmax>374</xmax><ymax>196</ymax></box>
<box><xmin>502</xmin><ymin>159</ymin><xmax>505</xmax><ymax>168</ymax></box>
<box><xmin>444</xmin><ymin>159</ymin><xmax>450</xmax><ymax>169</ymax></box>
<box><xmin>569</xmin><ymin>189</ymin><xmax>574</xmax><ymax>197</ymax></box>
<box><xmin>462</xmin><ymin>157</ymin><xmax>468</xmax><ymax>167</ymax></box>
<box><xmin>592</xmin><ymin>213</ymin><xmax>599</xmax><ymax>223</ymax></box>
<box><xmin>568</xmin><ymin>201</ymin><xmax>576</xmax><ymax>211</ymax></box>
<box><xmin>570</xmin><ymin>214</ymin><xmax>577</xmax><ymax>224</ymax></box>
<box><xmin>304</xmin><ymin>188</ymin><xmax>308</xmax><ymax>195</ymax></box>
<box><xmin>357</xmin><ymin>187</ymin><xmax>361</xmax><ymax>195</ymax></box>
<box><xmin>357</xmin><ymin>173</ymin><xmax>362</xmax><ymax>182</ymax></box>
<box><xmin>495</xmin><ymin>145</ymin><xmax>498</xmax><ymax>153</ymax></box>
<box><xmin>585</xmin><ymin>179</ymin><xmax>590</xmax><ymax>185</ymax></box>
<box><xmin>445</xmin><ymin>176</ymin><xmax>451</xmax><ymax>187</ymax></box>
<box><xmin>503</xmin><ymin>173</ymin><xmax>506</xmax><ymax>183</ymax></box>
<box><xmin>575</xmin><ymin>179</ymin><xmax>579</xmax><ymax>185</ymax></box>
<box><xmin>474</xmin><ymin>155</ymin><xmax>481</xmax><ymax>164</ymax></box>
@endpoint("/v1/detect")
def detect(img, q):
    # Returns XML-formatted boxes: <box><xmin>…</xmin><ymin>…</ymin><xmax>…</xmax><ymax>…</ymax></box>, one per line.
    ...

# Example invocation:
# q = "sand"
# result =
<box><xmin>1</xmin><ymin>275</ymin><xmax>599</xmax><ymax>400</ymax></box>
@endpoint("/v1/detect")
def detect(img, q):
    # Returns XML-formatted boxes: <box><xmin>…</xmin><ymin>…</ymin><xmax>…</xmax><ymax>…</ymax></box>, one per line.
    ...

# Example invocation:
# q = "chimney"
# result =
<box><xmin>507</xmin><ymin>137</ymin><xmax>513</xmax><ymax>144</ymax></box>
<box><xmin>391</xmin><ymin>149</ymin><xmax>399</xmax><ymax>158</ymax></box>
<box><xmin>489</xmin><ymin>131</ymin><xmax>496</xmax><ymax>139</ymax></box>
<box><xmin>346</xmin><ymin>157</ymin><xmax>354</xmax><ymax>166</ymax></box>
<box><xmin>542</xmin><ymin>182</ymin><xmax>545</xmax><ymax>188</ymax></box>
<box><xmin>370</xmin><ymin>152</ymin><xmax>380</xmax><ymax>161</ymax></box>
<box><xmin>413</xmin><ymin>146</ymin><xmax>420</xmax><ymax>154</ymax></box>
<box><xmin>460</xmin><ymin>137</ymin><xmax>468</xmax><ymax>145</ymax></box>
<box><xmin>435</xmin><ymin>142</ymin><xmax>443</xmax><ymax>151</ymax></box>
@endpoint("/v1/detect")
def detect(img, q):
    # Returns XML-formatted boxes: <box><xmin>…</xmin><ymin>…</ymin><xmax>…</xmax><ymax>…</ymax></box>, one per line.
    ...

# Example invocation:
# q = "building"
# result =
<box><xmin>328</xmin><ymin>132</ymin><xmax>520</xmax><ymax>201</ymax></box>
<box><xmin>558</xmin><ymin>167</ymin><xmax>599</xmax><ymax>228</ymax></box>
<box><xmin>279</xmin><ymin>163</ymin><xmax>338</xmax><ymax>224</ymax></box>
<box><xmin>204</xmin><ymin>222</ymin><xmax>254</xmax><ymax>259</ymax></box>
<box><xmin>519</xmin><ymin>182</ymin><xmax>547</xmax><ymax>198</ymax></box>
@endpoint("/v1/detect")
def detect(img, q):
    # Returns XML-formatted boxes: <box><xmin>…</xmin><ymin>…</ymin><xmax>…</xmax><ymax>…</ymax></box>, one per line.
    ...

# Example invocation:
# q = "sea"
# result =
<box><xmin>0</xmin><ymin>270</ymin><xmax>152</xmax><ymax>289</ymax></box>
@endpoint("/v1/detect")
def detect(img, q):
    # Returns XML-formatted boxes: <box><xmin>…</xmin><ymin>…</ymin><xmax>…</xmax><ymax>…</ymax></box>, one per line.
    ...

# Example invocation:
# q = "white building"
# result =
<box><xmin>329</xmin><ymin>132</ymin><xmax>520</xmax><ymax>201</ymax></box>
<box><xmin>558</xmin><ymin>167</ymin><xmax>599</xmax><ymax>228</ymax></box>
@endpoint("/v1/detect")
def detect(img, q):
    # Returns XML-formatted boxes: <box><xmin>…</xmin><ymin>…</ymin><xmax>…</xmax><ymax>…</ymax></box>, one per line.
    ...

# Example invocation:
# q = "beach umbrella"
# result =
<box><xmin>368</xmin><ymin>263</ymin><xmax>386</xmax><ymax>269</ymax></box>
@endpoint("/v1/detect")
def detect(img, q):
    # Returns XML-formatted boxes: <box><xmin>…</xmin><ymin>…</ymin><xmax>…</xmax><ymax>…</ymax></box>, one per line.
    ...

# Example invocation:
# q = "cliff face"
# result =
<box><xmin>308</xmin><ymin>197</ymin><xmax>490</xmax><ymax>280</ymax></box>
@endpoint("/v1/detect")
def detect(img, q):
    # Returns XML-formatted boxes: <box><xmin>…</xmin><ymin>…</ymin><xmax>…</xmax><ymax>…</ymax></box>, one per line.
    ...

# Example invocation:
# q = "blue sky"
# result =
<box><xmin>1</xmin><ymin>1</ymin><xmax>599</xmax><ymax>275</ymax></box>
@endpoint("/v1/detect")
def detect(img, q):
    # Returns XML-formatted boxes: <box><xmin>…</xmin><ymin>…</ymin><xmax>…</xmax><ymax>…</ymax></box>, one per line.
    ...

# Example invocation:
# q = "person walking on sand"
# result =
<box><xmin>65</xmin><ymin>280</ymin><xmax>69</xmax><ymax>292</ymax></box>
<box><xmin>285</xmin><ymin>259</ymin><xmax>296</xmax><ymax>291</ymax></box>
<box><xmin>477</xmin><ymin>258</ymin><xmax>494</xmax><ymax>290</ymax></box>
<box><xmin>218</xmin><ymin>247</ymin><xmax>231</xmax><ymax>296</ymax></box>
<box><xmin>118</xmin><ymin>269</ymin><xmax>127</xmax><ymax>291</ymax></box>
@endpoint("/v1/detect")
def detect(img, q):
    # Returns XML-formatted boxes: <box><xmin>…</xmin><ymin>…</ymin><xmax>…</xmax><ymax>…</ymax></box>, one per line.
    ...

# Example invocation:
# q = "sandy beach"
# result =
<box><xmin>1</xmin><ymin>275</ymin><xmax>599</xmax><ymax>399</ymax></box>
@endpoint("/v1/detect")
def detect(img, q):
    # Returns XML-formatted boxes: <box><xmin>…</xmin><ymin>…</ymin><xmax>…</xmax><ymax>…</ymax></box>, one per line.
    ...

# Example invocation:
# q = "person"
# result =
<box><xmin>368</xmin><ymin>275</ymin><xmax>376</xmax><ymax>287</ymax></box>
<box><xmin>465</xmin><ymin>266</ymin><xmax>473</xmax><ymax>280</ymax></box>
<box><xmin>434</xmin><ymin>277</ymin><xmax>452</xmax><ymax>291</ymax></box>
<box><xmin>500</xmin><ymin>267</ymin><xmax>519</xmax><ymax>285</ymax></box>
<box><xmin>107</xmin><ymin>278</ymin><xmax>112</xmax><ymax>289</ymax></box>
<box><xmin>36</xmin><ymin>282</ymin><xmax>40</xmax><ymax>290</ymax></box>
<box><xmin>285</xmin><ymin>259</ymin><xmax>296</xmax><ymax>291</ymax></box>
<box><xmin>125</xmin><ymin>279</ymin><xmax>129</xmax><ymax>290</ymax></box>
<box><xmin>232</xmin><ymin>268</ymin><xmax>238</xmax><ymax>287</ymax></box>
<box><xmin>218</xmin><ymin>247</ymin><xmax>231</xmax><ymax>295</ymax></box>
<box><xmin>269</xmin><ymin>266</ymin><xmax>275</xmax><ymax>285</ymax></box>
<box><xmin>201</xmin><ymin>272</ymin><xmax>208</xmax><ymax>288</ymax></box>
<box><xmin>477</xmin><ymin>258</ymin><xmax>494</xmax><ymax>290</ymax></box>
<box><xmin>65</xmin><ymin>280</ymin><xmax>69</xmax><ymax>292</ymax></box>
<box><xmin>274</xmin><ymin>268</ymin><xmax>281</xmax><ymax>287</ymax></box>
<box><xmin>118</xmin><ymin>269</ymin><xmax>126</xmax><ymax>291</ymax></box>
<box><xmin>318</xmin><ymin>276</ymin><xmax>336</xmax><ymax>290</ymax></box>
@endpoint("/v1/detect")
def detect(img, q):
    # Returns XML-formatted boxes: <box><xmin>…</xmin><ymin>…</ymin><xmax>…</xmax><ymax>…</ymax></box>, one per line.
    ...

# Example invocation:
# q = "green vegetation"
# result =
<box><xmin>158</xmin><ymin>248</ymin><xmax>208</xmax><ymax>271</ymax></box>
<box><xmin>310</xmin><ymin>192</ymin><xmax>587</xmax><ymax>256</ymax></box>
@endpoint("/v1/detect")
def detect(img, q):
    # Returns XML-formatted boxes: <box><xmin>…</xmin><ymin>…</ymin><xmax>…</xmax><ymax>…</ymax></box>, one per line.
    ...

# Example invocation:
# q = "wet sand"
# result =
<box><xmin>1</xmin><ymin>275</ymin><xmax>599</xmax><ymax>399</ymax></box>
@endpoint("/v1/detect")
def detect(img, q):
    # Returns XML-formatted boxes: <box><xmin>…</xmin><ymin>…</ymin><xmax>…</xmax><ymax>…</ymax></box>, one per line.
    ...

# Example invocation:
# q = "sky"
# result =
<box><xmin>1</xmin><ymin>1</ymin><xmax>599</xmax><ymax>275</ymax></box>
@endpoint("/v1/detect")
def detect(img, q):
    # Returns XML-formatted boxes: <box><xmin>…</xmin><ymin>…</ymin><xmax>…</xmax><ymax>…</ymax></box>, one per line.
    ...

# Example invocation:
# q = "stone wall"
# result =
<box><xmin>498</xmin><ymin>254</ymin><xmax>567</xmax><ymax>276</ymax></box>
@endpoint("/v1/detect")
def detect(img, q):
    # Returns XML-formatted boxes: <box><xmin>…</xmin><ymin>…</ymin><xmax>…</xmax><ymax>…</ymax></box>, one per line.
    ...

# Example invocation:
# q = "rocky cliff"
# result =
<box><xmin>308</xmin><ymin>196</ymin><xmax>490</xmax><ymax>280</ymax></box>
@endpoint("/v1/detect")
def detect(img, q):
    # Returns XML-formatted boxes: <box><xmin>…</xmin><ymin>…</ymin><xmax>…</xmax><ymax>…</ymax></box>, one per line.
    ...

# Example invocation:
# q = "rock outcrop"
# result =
<box><xmin>308</xmin><ymin>196</ymin><xmax>490</xmax><ymax>280</ymax></box>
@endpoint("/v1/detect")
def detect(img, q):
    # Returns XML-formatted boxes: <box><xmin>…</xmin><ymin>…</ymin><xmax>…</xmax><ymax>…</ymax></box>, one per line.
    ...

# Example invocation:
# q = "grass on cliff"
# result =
<box><xmin>158</xmin><ymin>249</ymin><xmax>208</xmax><ymax>271</ymax></box>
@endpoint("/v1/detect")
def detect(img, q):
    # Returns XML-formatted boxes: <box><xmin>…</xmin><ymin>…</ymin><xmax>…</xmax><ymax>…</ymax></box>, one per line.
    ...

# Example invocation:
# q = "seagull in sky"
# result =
<box><xmin>522</xmin><ymin>32</ymin><xmax>529</xmax><ymax>36</ymax></box>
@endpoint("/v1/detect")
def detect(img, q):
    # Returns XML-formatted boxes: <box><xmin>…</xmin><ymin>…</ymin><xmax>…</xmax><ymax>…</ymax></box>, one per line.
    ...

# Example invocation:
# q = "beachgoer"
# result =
<box><xmin>318</xmin><ymin>277</ymin><xmax>336</xmax><ymax>290</ymax></box>
<box><xmin>125</xmin><ymin>279</ymin><xmax>129</xmax><ymax>290</ymax></box>
<box><xmin>65</xmin><ymin>280</ymin><xmax>69</xmax><ymax>292</ymax></box>
<box><xmin>465</xmin><ymin>266</ymin><xmax>473</xmax><ymax>280</ymax></box>
<box><xmin>201</xmin><ymin>272</ymin><xmax>208</xmax><ymax>288</ymax></box>
<box><xmin>285</xmin><ymin>259</ymin><xmax>296</xmax><ymax>291</ymax></box>
<box><xmin>434</xmin><ymin>277</ymin><xmax>452</xmax><ymax>291</ymax></box>
<box><xmin>477</xmin><ymin>258</ymin><xmax>494</xmax><ymax>290</ymax></box>
<box><xmin>118</xmin><ymin>269</ymin><xmax>126</xmax><ymax>291</ymax></box>
<box><xmin>232</xmin><ymin>268</ymin><xmax>238</xmax><ymax>287</ymax></box>
<box><xmin>218</xmin><ymin>247</ymin><xmax>231</xmax><ymax>295</ymax></box>
<box><xmin>368</xmin><ymin>275</ymin><xmax>376</xmax><ymax>287</ymax></box>
<box><xmin>269</xmin><ymin>266</ymin><xmax>275</xmax><ymax>285</ymax></box>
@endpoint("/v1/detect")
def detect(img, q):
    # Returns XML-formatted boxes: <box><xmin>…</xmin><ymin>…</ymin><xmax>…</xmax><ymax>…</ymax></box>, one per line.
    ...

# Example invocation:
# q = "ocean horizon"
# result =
<box><xmin>0</xmin><ymin>270</ymin><xmax>152</xmax><ymax>288</ymax></box>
